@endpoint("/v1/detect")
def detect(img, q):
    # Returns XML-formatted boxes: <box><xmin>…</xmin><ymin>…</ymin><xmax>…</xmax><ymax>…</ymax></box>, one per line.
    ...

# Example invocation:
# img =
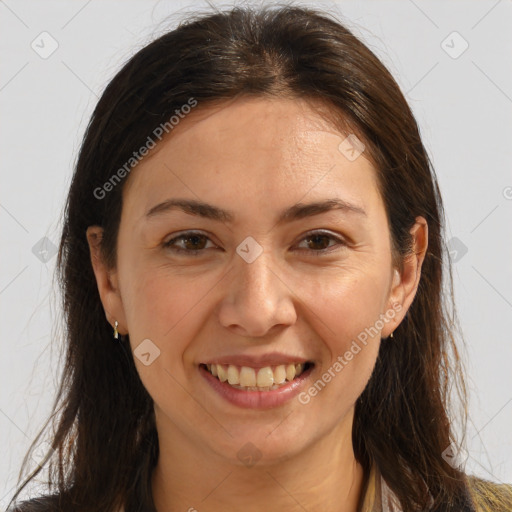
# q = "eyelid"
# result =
<box><xmin>163</xmin><ymin>230</ymin><xmax>215</xmax><ymax>250</ymax></box>
<box><xmin>300</xmin><ymin>228</ymin><xmax>346</xmax><ymax>242</ymax></box>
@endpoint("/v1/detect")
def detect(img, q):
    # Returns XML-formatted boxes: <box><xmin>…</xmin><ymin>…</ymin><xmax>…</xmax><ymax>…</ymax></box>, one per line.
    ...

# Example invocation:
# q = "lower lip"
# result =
<box><xmin>199</xmin><ymin>364</ymin><xmax>314</xmax><ymax>409</ymax></box>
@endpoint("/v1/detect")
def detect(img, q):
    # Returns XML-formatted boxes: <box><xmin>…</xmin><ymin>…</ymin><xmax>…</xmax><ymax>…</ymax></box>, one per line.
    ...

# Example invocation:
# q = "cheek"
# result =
<box><xmin>304</xmin><ymin>262</ymin><xmax>390</xmax><ymax>346</ymax></box>
<box><xmin>120</xmin><ymin>262</ymin><xmax>222</xmax><ymax>377</ymax></box>
<box><xmin>119</xmin><ymin>267</ymin><xmax>213</xmax><ymax>421</ymax></box>
<box><xmin>125</xmin><ymin>272</ymin><xmax>195</xmax><ymax>339</ymax></box>
<box><xmin>297</xmin><ymin>267</ymin><xmax>387</xmax><ymax>409</ymax></box>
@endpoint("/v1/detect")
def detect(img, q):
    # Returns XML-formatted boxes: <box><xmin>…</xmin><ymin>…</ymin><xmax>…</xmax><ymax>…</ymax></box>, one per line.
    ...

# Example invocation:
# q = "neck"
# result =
<box><xmin>151</xmin><ymin>406</ymin><xmax>365</xmax><ymax>512</ymax></box>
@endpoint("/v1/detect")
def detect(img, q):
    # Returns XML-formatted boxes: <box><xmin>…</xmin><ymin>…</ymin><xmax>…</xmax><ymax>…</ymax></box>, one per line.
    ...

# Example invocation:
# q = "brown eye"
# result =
<box><xmin>296</xmin><ymin>230</ymin><xmax>346</xmax><ymax>256</ymax></box>
<box><xmin>163</xmin><ymin>231</ymin><xmax>215</xmax><ymax>255</ymax></box>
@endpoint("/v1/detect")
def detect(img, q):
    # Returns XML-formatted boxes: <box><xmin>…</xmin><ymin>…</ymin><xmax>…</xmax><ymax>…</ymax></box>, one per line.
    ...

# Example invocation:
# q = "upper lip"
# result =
<box><xmin>201</xmin><ymin>352</ymin><xmax>312</xmax><ymax>368</ymax></box>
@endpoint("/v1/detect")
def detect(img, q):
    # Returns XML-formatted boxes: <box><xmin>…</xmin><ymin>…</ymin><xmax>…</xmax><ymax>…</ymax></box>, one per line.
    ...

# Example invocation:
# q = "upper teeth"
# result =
<box><xmin>206</xmin><ymin>363</ymin><xmax>306</xmax><ymax>390</ymax></box>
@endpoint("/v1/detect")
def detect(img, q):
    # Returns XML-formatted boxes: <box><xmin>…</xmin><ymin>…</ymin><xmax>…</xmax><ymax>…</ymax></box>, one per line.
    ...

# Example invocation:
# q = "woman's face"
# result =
<box><xmin>89</xmin><ymin>96</ymin><xmax>424</xmax><ymax>466</ymax></box>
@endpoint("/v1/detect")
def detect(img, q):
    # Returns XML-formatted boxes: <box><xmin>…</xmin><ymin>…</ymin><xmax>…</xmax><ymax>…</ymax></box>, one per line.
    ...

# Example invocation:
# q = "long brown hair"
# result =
<box><xmin>7</xmin><ymin>4</ymin><xmax>481</xmax><ymax>511</ymax></box>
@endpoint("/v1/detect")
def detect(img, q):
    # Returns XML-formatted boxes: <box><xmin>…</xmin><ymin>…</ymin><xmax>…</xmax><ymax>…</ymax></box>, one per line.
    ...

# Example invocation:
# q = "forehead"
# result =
<box><xmin>122</xmin><ymin>96</ymin><xmax>380</xmax><ymax>222</ymax></box>
<box><xmin>156</xmin><ymin>96</ymin><xmax>351</xmax><ymax>157</ymax></box>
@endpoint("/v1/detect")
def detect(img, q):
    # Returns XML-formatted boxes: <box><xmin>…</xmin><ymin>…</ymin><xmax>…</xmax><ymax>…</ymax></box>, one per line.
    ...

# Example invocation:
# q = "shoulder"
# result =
<box><xmin>466</xmin><ymin>474</ymin><xmax>512</xmax><ymax>512</ymax></box>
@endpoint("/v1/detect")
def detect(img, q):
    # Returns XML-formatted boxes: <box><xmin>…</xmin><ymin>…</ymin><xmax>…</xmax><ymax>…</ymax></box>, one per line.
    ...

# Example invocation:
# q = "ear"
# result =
<box><xmin>86</xmin><ymin>226</ymin><xmax>128</xmax><ymax>336</ymax></box>
<box><xmin>381</xmin><ymin>216</ymin><xmax>428</xmax><ymax>337</ymax></box>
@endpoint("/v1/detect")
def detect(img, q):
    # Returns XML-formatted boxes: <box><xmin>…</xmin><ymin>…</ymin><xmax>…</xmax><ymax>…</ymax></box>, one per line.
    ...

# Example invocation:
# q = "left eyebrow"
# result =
<box><xmin>144</xmin><ymin>197</ymin><xmax>367</xmax><ymax>225</ymax></box>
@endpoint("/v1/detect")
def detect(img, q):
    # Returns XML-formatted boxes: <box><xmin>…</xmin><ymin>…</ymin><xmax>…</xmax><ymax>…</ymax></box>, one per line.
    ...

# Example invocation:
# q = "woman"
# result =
<box><xmin>7</xmin><ymin>4</ymin><xmax>512</xmax><ymax>512</ymax></box>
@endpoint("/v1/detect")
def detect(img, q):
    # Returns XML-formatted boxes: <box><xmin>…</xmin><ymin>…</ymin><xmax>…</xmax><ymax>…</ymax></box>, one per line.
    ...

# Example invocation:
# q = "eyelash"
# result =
<box><xmin>163</xmin><ymin>230</ymin><xmax>347</xmax><ymax>257</ymax></box>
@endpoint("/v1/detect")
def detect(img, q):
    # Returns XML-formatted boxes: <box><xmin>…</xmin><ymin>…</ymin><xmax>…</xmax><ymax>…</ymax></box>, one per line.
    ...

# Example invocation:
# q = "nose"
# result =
<box><xmin>217</xmin><ymin>247</ymin><xmax>297</xmax><ymax>338</ymax></box>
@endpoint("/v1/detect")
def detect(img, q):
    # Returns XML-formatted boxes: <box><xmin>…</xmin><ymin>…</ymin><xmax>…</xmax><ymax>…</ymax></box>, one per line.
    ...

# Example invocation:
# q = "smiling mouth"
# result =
<box><xmin>199</xmin><ymin>362</ymin><xmax>314</xmax><ymax>391</ymax></box>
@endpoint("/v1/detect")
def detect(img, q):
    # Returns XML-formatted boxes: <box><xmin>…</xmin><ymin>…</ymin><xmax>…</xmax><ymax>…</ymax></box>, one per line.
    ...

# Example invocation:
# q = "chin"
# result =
<box><xmin>203</xmin><ymin>421</ymin><xmax>317</xmax><ymax>468</ymax></box>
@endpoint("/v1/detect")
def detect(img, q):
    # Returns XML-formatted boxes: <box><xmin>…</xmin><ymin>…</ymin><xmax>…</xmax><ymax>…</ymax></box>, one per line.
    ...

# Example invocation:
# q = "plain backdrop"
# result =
<box><xmin>1</xmin><ymin>0</ymin><xmax>511</xmax><ymax>507</ymax></box>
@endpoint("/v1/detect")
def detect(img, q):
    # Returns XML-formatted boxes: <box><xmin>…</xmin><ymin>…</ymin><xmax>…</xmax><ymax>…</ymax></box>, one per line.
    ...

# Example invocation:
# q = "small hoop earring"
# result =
<box><xmin>113</xmin><ymin>321</ymin><xmax>119</xmax><ymax>339</ymax></box>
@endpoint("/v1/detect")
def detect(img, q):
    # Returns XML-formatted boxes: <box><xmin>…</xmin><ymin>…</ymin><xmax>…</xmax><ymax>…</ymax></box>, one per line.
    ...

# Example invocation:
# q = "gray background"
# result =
<box><xmin>1</xmin><ymin>0</ymin><xmax>511</xmax><ymax>506</ymax></box>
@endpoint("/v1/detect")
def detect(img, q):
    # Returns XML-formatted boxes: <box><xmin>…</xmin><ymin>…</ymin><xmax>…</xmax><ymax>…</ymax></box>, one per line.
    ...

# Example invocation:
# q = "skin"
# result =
<box><xmin>87</xmin><ymin>96</ymin><xmax>428</xmax><ymax>512</ymax></box>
